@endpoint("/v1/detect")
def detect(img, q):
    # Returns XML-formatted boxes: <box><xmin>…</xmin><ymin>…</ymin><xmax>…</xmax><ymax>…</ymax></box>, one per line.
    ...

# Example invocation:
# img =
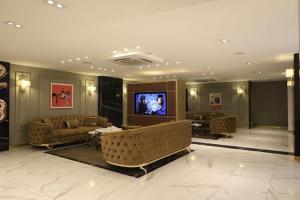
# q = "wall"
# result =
<box><xmin>187</xmin><ymin>81</ymin><xmax>249</xmax><ymax>128</ymax></box>
<box><xmin>176</xmin><ymin>79</ymin><xmax>186</xmax><ymax>120</ymax></box>
<box><xmin>250</xmin><ymin>81</ymin><xmax>288</xmax><ymax>127</ymax></box>
<box><xmin>127</xmin><ymin>81</ymin><xmax>177</xmax><ymax>126</ymax></box>
<box><xmin>10</xmin><ymin>64</ymin><xmax>98</xmax><ymax>145</ymax></box>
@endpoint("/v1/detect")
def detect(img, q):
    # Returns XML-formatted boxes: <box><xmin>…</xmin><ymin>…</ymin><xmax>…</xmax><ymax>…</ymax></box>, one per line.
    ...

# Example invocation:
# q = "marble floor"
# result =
<box><xmin>1</xmin><ymin>144</ymin><xmax>300</xmax><ymax>200</ymax></box>
<box><xmin>193</xmin><ymin>127</ymin><xmax>294</xmax><ymax>153</ymax></box>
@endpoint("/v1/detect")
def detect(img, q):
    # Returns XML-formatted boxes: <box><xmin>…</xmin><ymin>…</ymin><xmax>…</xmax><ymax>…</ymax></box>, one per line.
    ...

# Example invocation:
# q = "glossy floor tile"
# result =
<box><xmin>0</xmin><ymin>144</ymin><xmax>299</xmax><ymax>200</ymax></box>
<box><xmin>192</xmin><ymin>127</ymin><xmax>294</xmax><ymax>153</ymax></box>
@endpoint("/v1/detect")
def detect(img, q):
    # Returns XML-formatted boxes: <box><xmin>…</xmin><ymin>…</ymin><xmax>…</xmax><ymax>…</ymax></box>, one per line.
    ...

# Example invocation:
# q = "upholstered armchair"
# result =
<box><xmin>210</xmin><ymin>115</ymin><xmax>237</xmax><ymax>135</ymax></box>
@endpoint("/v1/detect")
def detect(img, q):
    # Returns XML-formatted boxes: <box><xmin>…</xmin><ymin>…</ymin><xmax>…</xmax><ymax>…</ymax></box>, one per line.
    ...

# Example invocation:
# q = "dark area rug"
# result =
<box><xmin>46</xmin><ymin>144</ymin><xmax>192</xmax><ymax>178</ymax></box>
<box><xmin>192</xmin><ymin>132</ymin><xmax>233</xmax><ymax>140</ymax></box>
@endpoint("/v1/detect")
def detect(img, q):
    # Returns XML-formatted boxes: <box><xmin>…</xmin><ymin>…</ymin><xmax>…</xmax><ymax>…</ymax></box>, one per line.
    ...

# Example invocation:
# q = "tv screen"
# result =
<box><xmin>135</xmin><ymin>92</ymin><xmax>167</xmax><ymax>116</ymax></box>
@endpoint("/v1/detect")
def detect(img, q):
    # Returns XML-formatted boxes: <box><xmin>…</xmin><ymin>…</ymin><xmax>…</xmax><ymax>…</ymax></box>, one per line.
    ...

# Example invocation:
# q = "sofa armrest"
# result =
<box><xmin>97</xmin><ymin>116</ymin><xmax>111</xmax><ymax>127</ymax></box>
<box><xmin>29</xmin><ymin>122</ymin><xmax>54</xmax><ymax>145</ymax></box>
<box><xmin>100</xmin><ymin>130</ymin><xmax>143</xmax><ymax>166</ymax></box>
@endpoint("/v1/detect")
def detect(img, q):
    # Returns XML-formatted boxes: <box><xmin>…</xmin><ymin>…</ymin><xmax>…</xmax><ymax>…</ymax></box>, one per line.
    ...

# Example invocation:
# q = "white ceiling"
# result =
<box><xmin>0</xmin><ymin>0</ymin><xmax>298</xmax><ymax>82</ymax></box>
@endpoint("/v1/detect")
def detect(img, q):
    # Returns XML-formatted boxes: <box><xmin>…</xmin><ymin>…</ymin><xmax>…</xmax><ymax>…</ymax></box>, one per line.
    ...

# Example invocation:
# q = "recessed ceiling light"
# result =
<box><xmin>166</xmin><ymin>76</ymin><xmax>170</xmax><ymax>79</ymax></box>
<box><xmin>173</xmin><ymin>75</ymin><xmax>176</xmax><ymax>78</ymax></box>
<box><xmin>139</xmin><ymin>66</ymin><xmax>143</xmax><ymax>69</ymax></box>
<box><xmin>165</xmin><ymin>62</ymin><xmax>169</xmax><ymax>66</ymax></box>
<box><xmin>258</xmin><ymin>71</ymin><xmax>262</xmax><ymax>74</ymax></box>
<box><xmin>156</xmin><ymin>64</ymin><xmax>160</xmax><ymax>67</ymax></box>
<box><xmin>176</xmin><ymin>61</ymin><xmax>180</xmax><ymax>64</ymax></box>
<box><xmin>76</xmin><ymin>57</ymin><xmax>81</xmax><ymax>61</ymax></box>
<box><xmin>98</xmin><ymin>67</ymin><xmax>102</xmax><ymax>70</ymax></box>
<box><xmin>153</xmin><ymin>77</ymin><xmax>156</xmax><ymax>80</ymax></box>
<box><xmin>113</xmin><ymin>51</ymin><xmax>117</xmax><ymax>54</ymax></box>
<box><xmin>264</xmin><ymin>77</ymin><xmax>269</xmax><ymax>80</ymax></box>
<box><xmin>159</xmin><ymin>77</ymin><xmax>163</xmax><ymax>79</ymax></box>
<box><xmin>220</xmin><ymin>38</ymin><xmax>230</xmax><ymax>44</ymax></box>
<box><xmin>68</xmin><ymin>59</ymin><xmax>72</xmax><ymax>62</ymax></box>
<box><xmin>90</xmin><ymin>66</ymin><xmax>94</xmax><ymax>69</ymax></box>
<box><xmin>47</xmin><ymin>0</ymin><xmax>54</xmax><ymax>5</ymax></box>
<box><xmin>124</xmin><ymin>48</ymin><xmax>128</xmax><ymax>52</ymax></box>
<box><xmin>136</xmin><ymin>46</ymin><xmax>141</xmax><ymax>49</ymax></box>
<box><xmin>246</xmin><ymin>61</ymin><xmax>253</xmax><ymax>65</ymax></box>
<box><xmin>6</xmin><ymin>21</ymin><xmax>14</xmax><ymax>26</ymax></box>
<box><xmin>4</xmin><ymin>21</ymin><xmax>23</xmax><ymax>29</ymax></box>
<box><xmin>84</xmin><ymin>56</ymin><xmax>88</xmax><ymax>59</ymax></box>
<box><xmin>60</xmin><ymin>61</ymin><xmax>65</xmax><ymax>64</ymax></box>
<box><xmin>202</xmin><ymin>73</ymin><xmax>206</xmax><ymax>76</ymax></box>
<box><xmin>111</xmin><ymin>69</ymin><xmax>115</xmax><ymax>72</ymax></box>
<box><xmin>210</xmin><ymin>72</ymin><xmax>215</xmax><ymax>75</ymax></box>
<box><xmin>147</xmin><ymin>65</ymin><xmax>151</xmax><ymax>68</ymax></box>
<box><xmin>103</xmin><ymin>68</ymin><xmax>107</xmax><ymax>71</ymax></box>
<box><xmin>56</xmin><ymin>3</ymin><xmax>64</xmax><ymax>8</ymax></box>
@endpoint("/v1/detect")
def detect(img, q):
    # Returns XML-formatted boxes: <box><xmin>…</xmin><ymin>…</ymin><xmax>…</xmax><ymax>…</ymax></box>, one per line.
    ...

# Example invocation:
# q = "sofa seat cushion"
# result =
<box><xmin>53</xmin><ymin>129</ymin><xmax>81</xmax><ymax>137</ymax></box>
<box><xmin>75</xmin><ymin>126</ymin><xmax>98</xmax><ymax>134</ymax></box>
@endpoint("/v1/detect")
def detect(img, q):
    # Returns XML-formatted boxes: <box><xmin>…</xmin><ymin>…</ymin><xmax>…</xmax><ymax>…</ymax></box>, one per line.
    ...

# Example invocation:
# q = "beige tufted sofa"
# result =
<box><xmin>100</xmin><ymin>120</ymin><xmax>192</xmax><ymax>171</ymax></box>
<box><xmin>210</xmin><ymin>115</ymin><xmax>237</xmax><ymax>135</ymax></box>
<box><xmin>29</xmin><ymin>115</ymin><xmax>110</xmax><ymax>148</ymax></box>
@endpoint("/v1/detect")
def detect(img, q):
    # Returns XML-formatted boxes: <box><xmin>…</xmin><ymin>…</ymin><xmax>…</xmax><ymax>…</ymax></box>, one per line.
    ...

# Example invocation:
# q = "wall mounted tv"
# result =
<box><xmin>135</xmin><ymin>92</ymin><xmax>167</xmax><ymax>116</ymax></box>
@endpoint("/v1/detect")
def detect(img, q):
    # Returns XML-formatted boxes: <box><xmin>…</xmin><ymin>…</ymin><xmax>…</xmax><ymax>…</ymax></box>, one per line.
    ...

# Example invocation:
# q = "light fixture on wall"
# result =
<box><xmin>17</xmin><ymin>79</ymin><xmax>31</xmax><ymax>92</ymax></box>
<box><xmin>190</xmin><ymin>88</ymin><xmax>197</xmax><ymax>97</ymax></box>
<box><xmin>285</xmin><ymin>69</ymin><xmax>294</xmax><ymax>78</ymax></box>
<box><xmin>87</xmin><ymin>85</ymin><xmax>96</xmax><ymax>96</ymax></box>
<box><xmin>237</xmin><ymin>87</ymin><xmax>244</xmax><ymax>95</ymax></box>
<box><xmin>287</xmin><ymin>80</ymin><xmax>294</xmax><ymax>87</ymax></box>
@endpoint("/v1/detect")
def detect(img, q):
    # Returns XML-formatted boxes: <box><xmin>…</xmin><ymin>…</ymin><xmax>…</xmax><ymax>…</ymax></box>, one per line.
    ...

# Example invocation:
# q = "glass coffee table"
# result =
<box><xmin>88</xmin><ymin>126</ymin><xmax>122</xmax><ymax>148</ymax></box>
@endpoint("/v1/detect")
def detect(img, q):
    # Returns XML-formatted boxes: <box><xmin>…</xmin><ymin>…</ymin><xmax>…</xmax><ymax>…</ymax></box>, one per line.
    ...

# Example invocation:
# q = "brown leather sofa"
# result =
<box><xmin>100</xmin><ymin>120</ymin><xmax>192</xmax><ymax>172</ymax></box>
<box><xmin>29</xmin><ymin>115</ymin><xmax>110</xmax><ymax>148</ymax></box>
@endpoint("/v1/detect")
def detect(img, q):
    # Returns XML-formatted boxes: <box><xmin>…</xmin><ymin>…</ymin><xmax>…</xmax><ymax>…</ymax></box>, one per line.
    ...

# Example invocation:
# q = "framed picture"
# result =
<box><xmin>209</xmin><ymin>93</ymin><xmax>222</xmax><ymax>109</ymax></box>
<box><xmin>51</xmin><ymin>83</ymin><xmax>73</xmax><ymax>109</ymax></box>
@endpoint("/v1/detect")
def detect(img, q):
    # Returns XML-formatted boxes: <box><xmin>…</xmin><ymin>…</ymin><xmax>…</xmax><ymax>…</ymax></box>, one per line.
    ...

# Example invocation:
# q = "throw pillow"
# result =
<box><xmin>194</xmin><ymin>114</ymin><xmax>201</xmax><ymax>120</ymax></box>
<box><xmin>85</xmin><ymin>116</ymin><xmax>97</xmax><ymax>126</ymax></box>
<box><xmin>41</xmin><ymin>118</ymin><xmax>54</xmax><ymax>129</ymax></box>
<box><xmin>97</xmin><ymin>116</ymin><xmax>109</xmax><ymax>127</ymax></box>
<box><xmin>63</xmin><ymin>121</ymin><xmax>71</xmax><ymax>129</ymax></box>
<box><xmin>67</xmin><ymin>119</ymin><xmax>79</xmax><ymax>129</ymax></box>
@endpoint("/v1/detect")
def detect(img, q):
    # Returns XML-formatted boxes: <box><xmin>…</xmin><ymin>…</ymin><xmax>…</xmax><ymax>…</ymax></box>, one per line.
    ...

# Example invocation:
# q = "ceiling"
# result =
<box><xmin>0</xmin><ymin>0</ymin><xmax>298</xmax><ymax>82</ymax></box>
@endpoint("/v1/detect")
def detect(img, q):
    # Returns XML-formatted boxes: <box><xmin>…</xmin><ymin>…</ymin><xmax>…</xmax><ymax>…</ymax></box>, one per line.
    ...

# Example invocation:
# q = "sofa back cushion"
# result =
<box><xmin>67</xmin><ymin>119</ymin><xmax>80</xmax><ymax>129</ymax></box>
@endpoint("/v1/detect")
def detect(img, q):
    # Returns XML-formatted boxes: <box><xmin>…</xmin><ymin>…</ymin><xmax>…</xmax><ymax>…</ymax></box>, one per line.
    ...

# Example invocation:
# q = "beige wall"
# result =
<box><xmin>187</xmin><ymin>81</ymin><xmax>249</xmax><ymax>128</ymax></box>
<box><xmin>10</xmin><ymin>64</ymin><xmax>98</xmax><ymax>146</ymax></box>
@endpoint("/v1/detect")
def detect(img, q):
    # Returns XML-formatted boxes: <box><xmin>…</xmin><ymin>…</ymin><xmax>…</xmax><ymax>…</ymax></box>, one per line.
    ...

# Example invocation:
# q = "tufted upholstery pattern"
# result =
<box><xmin>101</xmin><ymin>120</ymin><xmax>191</xmax><ymax>167</ymax></box>
<box><xmin>29</xmin><ymin>115</ymin><xmax>110</xmax><ymax>146</ymax></box>
<box><xmin>210</xmin><ymin>115</ymin><xmax>237</xmax><ymax>134</ymax></box>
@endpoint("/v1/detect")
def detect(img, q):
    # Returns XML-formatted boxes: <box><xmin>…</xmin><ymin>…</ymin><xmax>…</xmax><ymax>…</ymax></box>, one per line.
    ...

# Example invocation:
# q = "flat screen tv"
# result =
<box><xmin>135</xmin><ymin>92</ymin><xmax>167</xmax><ymax>116</ymax></box>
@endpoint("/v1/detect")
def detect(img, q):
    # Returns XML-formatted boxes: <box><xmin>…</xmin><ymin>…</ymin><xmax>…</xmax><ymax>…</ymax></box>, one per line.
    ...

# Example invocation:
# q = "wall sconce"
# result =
<box><xmin>190</xmin><ymin>88</ymin><xmax>197</xmax><ymax>97</ymax></box>
<box><xmin>87</xmin><ymin>85</ymin><xmax>96</xmax><ymax>96</ymax></box>
<box><xmin>287</xmin><ymin>80</ymin><xmax>294</xmax><ymax>87</ymax></box>
<box><xmin>237</xmin><ymin>87</ymin><xmax>244</xmax><ymax>95</ymax></box>
<box><xmin>17</xmin><ymin>79</ymin><xmax>31</xmax><ymax>92</ymax></box>
<box><xmin>285</xmin><ymin>69</ymin><xmax>294</xmax><ymax>78</ymax></box>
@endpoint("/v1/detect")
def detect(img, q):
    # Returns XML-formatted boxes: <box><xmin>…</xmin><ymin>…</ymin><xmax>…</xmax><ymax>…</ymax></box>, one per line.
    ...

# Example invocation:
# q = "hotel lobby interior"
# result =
<box><xmin>1</xmin><ymin>0</ymin><xmax>300</xmax><ymax>199</ymax></box>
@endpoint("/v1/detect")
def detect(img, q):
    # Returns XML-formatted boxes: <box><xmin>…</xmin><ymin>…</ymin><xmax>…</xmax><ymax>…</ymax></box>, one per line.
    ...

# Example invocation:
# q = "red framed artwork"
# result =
<box><xmin>51</xmin><ymin>83</ymin><xmax>73</xmax><ymax>109</ymax></box>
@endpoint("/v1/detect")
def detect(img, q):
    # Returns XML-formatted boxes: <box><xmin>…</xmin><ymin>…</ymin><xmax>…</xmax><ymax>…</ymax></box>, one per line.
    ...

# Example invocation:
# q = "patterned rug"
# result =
<box><xmin>46</xmin><ymin>143</ymin><xmax>192</xmax><ymax>178</ymax></box>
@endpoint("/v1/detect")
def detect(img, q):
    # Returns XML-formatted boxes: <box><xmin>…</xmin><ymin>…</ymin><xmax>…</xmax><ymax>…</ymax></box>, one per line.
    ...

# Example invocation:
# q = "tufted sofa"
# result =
<box><xmin>186</xmin><ymin>112</ymin><xmax>237</xmax><ymax>135</ymax></box>
<box><xmin>29</xmin><ymin>115</ymin><xmax>110</xmax><ymax>148</ymax></box>
<box><xmin>100</xmin><ymin>120</ymin><xmax>191</xmax><ymax>171</ymax></box>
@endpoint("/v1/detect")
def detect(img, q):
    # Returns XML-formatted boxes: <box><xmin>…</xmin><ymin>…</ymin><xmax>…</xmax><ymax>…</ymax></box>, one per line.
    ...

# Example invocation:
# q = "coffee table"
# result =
<box><xmin>88</xmin><ymin>126</ymin><xmax>122</xmax><ymax>148</ymax></box>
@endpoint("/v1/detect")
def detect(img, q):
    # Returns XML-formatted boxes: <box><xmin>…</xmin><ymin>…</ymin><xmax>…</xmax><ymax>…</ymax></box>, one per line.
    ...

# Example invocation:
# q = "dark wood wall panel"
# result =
<box><xmin>167</xmin><ymin>91</ymin><xmax>176</xmax><ymax>116</ymax></box>
<box><xmin>128</xmin><ymin>115</ymin><xmax>176</xmax><ymax>126</ymax></box>
<box><xmin>127</xmin><ymin>81</ymin><xmax>176</xmax><ymax>126</ymax></box>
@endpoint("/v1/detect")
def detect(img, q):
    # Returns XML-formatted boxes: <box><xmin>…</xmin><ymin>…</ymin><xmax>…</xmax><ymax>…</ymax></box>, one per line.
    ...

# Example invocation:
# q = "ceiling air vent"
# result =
<box><xmin>194</xmin><ymin>79</ymin><xmax>216</xmax><ymax>83</ymax></box>
<box><xmin>107</xmin><ymin>51</ymin><xmax>164</xmax><ymax>66</ymax></box>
